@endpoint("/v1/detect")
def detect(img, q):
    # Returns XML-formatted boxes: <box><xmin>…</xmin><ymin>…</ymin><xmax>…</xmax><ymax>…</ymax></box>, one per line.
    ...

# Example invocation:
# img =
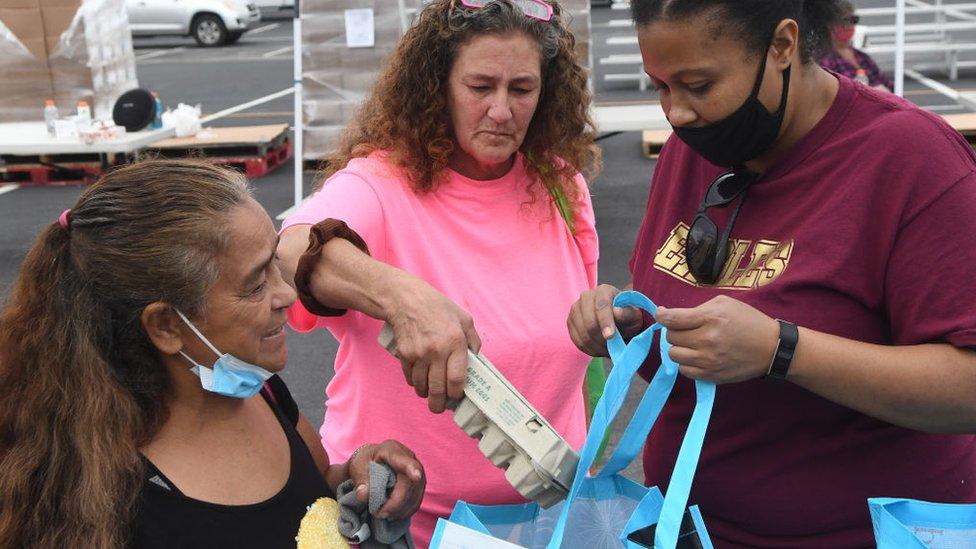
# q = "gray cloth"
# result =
<box><xmin>337</xmin><ymin>461</ymin><xmax>414</xmax><ymax>549</ymax></box>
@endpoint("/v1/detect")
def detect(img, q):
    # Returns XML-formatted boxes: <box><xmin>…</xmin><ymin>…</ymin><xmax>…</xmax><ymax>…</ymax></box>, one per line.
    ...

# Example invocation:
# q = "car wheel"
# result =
<box><xmin>193</xmin><ymin>14</ymin><xmax>227</xmax><ymax>47</ymax></box>
<box><xmin>226</xmin><ymin>31</ymin><xmax>243</xmax><ymax>44</ymax></box>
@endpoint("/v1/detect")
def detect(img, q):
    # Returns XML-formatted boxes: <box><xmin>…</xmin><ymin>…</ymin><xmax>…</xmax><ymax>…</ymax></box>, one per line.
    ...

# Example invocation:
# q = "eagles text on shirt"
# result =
<box><xmin>653</xmin><ymin>222</ymin><xmax>793</xmax><ymax>290</ymax></box>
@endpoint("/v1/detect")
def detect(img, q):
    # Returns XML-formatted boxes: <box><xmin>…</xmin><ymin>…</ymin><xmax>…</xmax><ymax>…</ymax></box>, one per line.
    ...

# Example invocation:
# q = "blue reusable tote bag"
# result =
<box><xmin>431</xmin><ymin>291</ymin><xmax>716</xmax><ymax>549</ymax></box>
<box><xmin>869</xmin><ymin>497</ymin><xmax>976</xmax><ymax>548</ymax></box>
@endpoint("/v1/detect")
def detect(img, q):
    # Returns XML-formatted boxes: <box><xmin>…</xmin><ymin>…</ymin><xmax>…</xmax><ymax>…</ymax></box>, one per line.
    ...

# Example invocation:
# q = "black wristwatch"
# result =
<box><xmin>766</xmin><ymin>320</ymin><xmax>799</xmax><ymax>381</ymax></box>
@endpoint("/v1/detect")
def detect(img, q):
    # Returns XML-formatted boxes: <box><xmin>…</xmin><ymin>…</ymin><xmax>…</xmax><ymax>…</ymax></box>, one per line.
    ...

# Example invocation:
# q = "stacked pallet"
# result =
<box><xmin>0</xmin><ymin>124</ymin><xmax>293</xmax><ymax>185</ymax></box>
<box><xmin>146</xmin><ymin>124</ymin><xmax>293</xmax><ymax>179</ymax></box>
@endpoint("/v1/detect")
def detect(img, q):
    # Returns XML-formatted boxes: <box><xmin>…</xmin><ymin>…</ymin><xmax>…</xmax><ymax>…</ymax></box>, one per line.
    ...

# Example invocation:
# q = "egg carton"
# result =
<box><xmin>378</xmin><ymin>325</ymin><xmax>579</xmax><ymax>508</ymax></box>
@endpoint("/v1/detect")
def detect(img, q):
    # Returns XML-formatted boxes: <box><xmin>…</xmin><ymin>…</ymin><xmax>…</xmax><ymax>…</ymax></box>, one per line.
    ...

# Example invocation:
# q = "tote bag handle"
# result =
<box><xmin>548</xmin><ymin>292</ymin><xmax>715</xmax><ymax>549</ymax></box>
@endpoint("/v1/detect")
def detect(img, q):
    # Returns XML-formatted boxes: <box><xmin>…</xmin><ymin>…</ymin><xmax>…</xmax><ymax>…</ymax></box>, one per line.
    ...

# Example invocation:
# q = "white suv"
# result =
<box><xmin>251</xmin><ymin>0</ymin><xmax>293</xmax><ymax>16</ymax></box>
<box><xmin>126</xmin><ymin>0</ymin><xmax>261</xmax><ymax>47</ymax></box>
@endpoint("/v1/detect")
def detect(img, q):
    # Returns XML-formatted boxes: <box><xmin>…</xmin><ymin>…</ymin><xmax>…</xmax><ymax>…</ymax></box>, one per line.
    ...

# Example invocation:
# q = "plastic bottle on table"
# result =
<box><xmin>44</xmin><ymin>100</ymin><xmax>58</xmax><ymax>137</ymax></box>
<box><xmin>76</xmin><ymin>100</ymin><xmax>91</xmax><ymax>122</ymax></box>
<box><xmin>151</xmin><ymin>91</ymin><xmax>163</xmax><ymax>129</ymax></box>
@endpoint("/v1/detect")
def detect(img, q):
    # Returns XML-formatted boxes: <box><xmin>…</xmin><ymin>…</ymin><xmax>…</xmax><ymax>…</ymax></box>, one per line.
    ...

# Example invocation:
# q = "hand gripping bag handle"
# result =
<box><xmin>600</xmin><ymin>293</ymin><xmax>716</xmax><ymax>549</ymax></box>
<box><xmin>547</xmin><ymin>292</ymin><xmax>715</xmax><ymax>549</ymax></box>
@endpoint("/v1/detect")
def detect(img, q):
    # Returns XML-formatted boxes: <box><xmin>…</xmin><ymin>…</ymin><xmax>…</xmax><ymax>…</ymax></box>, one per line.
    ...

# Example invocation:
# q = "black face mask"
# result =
<box><xmin>673</xmin><ymin>49</ymin><xmax>791</xmax><ymax>168</ymax></box>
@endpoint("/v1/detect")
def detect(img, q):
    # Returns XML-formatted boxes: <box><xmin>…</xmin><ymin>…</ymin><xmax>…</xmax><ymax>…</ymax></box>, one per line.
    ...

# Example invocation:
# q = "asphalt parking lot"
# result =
<box><xmin>4</xmin><ymin>2</ymin><xmax>976</xmax><ymax>482</ymax></box>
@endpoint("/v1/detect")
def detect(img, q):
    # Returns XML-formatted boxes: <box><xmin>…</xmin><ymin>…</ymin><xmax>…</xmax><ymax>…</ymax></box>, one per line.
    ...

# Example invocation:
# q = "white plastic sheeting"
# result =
<box><xmin>0</xmin><ymin>0</ymin><xmax>138</xmax><ymax>122</ymax></box>
<box><xmin>298</xmin><ymin>0</ymin><xmax>591</xmax><ymax>161</ymax></box>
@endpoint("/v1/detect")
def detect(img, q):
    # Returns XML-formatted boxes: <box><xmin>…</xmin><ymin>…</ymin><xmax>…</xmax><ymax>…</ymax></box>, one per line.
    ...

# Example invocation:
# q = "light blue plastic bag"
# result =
<box><xmin>431</xmin><ymin>291</ymin><xmax>715</xmax><ymax>549</ymax></box>
<box><xmin>869</xmin><ymin>497</ymin><xmax>976</xmax><ymax>548</ymax></box>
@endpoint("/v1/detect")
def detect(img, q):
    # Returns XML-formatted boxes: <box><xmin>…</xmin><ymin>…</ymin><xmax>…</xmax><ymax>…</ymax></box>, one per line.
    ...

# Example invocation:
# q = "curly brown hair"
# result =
<box><xmin>322</xmin><ymin>0</ymin><xmax>599</xmax><ymax>215</ymax></box>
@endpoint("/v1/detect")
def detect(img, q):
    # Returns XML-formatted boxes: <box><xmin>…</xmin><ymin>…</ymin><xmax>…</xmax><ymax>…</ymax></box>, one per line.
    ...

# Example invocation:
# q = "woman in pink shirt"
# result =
<box><xmin>277</xmin><ymin>1</ymin><xmax>599</xmax><ymax>545</ymax></box>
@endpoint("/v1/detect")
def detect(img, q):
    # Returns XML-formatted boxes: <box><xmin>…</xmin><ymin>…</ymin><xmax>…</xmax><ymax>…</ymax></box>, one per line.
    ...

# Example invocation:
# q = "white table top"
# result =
<box><xmin>0</xmin><ymin>122</ymin><xmax>176</xmax><ymax>156</ymax></box>
<box><xmin>2</xmin><ymin>108</ymin><xmax>669</xmax><ymax>155</ymax></box>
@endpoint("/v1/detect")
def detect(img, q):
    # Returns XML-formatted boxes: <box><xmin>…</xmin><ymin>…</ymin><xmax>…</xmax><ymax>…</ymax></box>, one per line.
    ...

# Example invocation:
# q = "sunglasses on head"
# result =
<box><xmin>841</xmin><ymin>15</ymin><xmax>860</xmax><ymax>25</ymax></box>
<box><xmin>451</xmin><ymin>0</ymin><xmax>554</xmax><ymax>22</ymax></box>
<box><xmin>684</xmin><ymin>170</ymin><xmax>757</xmax><ymax>285</ymax></box>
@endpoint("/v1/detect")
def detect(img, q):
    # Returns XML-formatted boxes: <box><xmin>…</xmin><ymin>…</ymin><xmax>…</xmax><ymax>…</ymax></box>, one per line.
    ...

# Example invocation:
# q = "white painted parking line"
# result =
<box><xmin>135</xmin><ymin>49</ymin><xmax>167</xmax><ymax>60</ymax></box>
<box><xmin>276</xmin><ymin>201</ymin><xmax>304</xmax><ymax>221</ymax></box>
<box><xmin>200</xmin><ymin>87</ymin><xmax>295</xmax><ymax>123</ymax></box>
<box><xmin>262</xmin><ymin>45</ymin><xmax>293</xmax><ymax>58</ymax></box>
<box><xmin>136</xmin><ymin>46</ymin><xmax>185</xmax><ymax>60</ymax></box>
<box><xmin>242</xmin><ymin>36</ymin><xmax>292</xmax><ymax>43</ymax></box>
<box><xmin>138</xmin><ymin>56</ymin><xmax>288</xmax><ymax>64</ymax></box>
<box><xmin>248</xmin><ymin>22</ymin><xmax>280</xmax><ymax>35</ymax></box>
<box><xmin>223</xmin><ymin>111</ymin><xmax>292</xmax><ymax>118</ymax></box>
<box><xmin>0</xmin><ymin>184</ymin><xmax>20</xmax><ymax>197</ymax></box>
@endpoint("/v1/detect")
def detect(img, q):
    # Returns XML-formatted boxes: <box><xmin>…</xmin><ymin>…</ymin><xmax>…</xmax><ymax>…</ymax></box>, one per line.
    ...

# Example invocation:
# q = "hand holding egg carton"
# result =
<box><xmin>378</xmin><ymin>325</ymin><xmax>578</xmax><ymax>509</ymax></box>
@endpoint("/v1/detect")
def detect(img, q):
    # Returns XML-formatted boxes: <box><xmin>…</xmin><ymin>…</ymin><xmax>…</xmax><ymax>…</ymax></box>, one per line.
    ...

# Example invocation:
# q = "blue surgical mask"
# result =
<box><xmin>175</xmin><ymin>309</ymin><xmax>274</xmax><ymax>399</ymax></box>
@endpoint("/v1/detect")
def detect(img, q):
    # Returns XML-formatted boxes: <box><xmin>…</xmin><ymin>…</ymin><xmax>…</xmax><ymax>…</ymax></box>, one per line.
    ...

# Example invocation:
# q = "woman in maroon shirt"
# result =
<box><xmin>568</xmin><ymin>0</ymin><xmax>976</xmax><ymax>547</ymax></box>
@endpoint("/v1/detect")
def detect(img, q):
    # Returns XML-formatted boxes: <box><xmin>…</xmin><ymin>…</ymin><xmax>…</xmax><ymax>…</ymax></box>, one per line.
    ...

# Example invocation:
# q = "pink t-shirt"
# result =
<box><xmin>281</xmin><ymin>152</ymin><xmax>598</xmax><ymax>547</ymax></box>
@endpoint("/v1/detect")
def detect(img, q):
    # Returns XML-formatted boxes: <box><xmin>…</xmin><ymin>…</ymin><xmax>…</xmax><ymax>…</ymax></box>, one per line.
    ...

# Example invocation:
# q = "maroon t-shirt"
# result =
<box><xmin>630</xmin><ymin>75</ymin><xmax>976</xmax><ymax>547</ymax></box>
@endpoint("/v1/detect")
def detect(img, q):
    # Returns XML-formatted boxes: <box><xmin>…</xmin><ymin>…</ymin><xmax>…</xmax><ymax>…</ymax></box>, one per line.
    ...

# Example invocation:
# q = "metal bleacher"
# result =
<box><xmin>598</xmin><ymin>0</ymin><xmax>976</xmax><ymax>89</ymax></box>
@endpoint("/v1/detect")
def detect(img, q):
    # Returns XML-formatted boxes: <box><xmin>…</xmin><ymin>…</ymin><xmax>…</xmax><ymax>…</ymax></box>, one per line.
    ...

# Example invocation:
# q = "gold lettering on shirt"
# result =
<box><xmin>652</xmin><ymin>223</ymin><xmax>793</xmax><ymax>290</ymax></box>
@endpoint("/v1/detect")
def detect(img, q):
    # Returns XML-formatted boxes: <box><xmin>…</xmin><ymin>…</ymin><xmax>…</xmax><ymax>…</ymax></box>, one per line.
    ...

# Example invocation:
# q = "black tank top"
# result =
<box><xmin>131</xmin><ymin>376</ymin><xmax>331</xmax><ymax>548</ymax></box>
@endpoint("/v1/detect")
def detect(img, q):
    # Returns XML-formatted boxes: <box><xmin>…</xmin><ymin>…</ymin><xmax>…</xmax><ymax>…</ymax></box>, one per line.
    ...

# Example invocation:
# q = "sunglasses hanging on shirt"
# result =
<box><xmin>684</xmin><ymin>170</ymin><xmax>758</xmax><ymax>285</ymax></box>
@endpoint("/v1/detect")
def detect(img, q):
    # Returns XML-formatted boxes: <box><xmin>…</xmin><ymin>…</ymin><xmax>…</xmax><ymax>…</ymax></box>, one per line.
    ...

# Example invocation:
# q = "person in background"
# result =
<box><xmin>276</xmin><ymin>0</ymin><xmax>599</xmax><ymax>545</ymax></box>
<box><xmin>0</xmin><ymin>160</ymin><xmax>424</xmax><ymax>548</ymax></box>
<box><xmin>820</xmin><ymin>0</ymin><xmax>893</xmax><ymax>90</ymax></box>
<box><xmin>570</xmin><ymin>0</ymin><xmax>976</xmax><ymax>546</ymax></box>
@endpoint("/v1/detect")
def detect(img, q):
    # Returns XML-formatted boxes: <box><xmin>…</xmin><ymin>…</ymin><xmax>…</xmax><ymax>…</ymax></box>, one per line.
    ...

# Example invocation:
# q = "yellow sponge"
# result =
<box><xmin>295</xmin><ymin>497</ymin><xmax>350</xmax><ymax>549</ymax></box>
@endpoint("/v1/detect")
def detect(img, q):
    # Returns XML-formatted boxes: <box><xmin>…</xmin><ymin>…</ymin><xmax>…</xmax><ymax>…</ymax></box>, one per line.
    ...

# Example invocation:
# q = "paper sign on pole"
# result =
<box><xmin>344</xmin><ymin>8</ymin><xmax>375</xmax><ymax>48</ymax></box>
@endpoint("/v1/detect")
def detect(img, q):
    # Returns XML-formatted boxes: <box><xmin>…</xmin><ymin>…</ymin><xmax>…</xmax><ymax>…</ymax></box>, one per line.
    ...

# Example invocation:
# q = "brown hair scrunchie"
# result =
<box><xmin>294</xmin><ymin>219</ymin><xmax>371</xmax><ymax>317</ymax></box>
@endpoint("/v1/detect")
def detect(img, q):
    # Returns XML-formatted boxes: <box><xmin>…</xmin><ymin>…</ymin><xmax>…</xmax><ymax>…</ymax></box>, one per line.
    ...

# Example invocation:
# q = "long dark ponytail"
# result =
<box><xmin>0</xmin><ymin>160</ymin><xmax>251</xmax><ymax>547</ymax></box>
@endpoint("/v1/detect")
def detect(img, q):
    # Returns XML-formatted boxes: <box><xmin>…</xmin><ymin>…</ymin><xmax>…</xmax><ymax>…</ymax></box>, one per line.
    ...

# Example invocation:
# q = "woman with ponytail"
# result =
<box><xmin>0</xmin><ymin>160</ymin><xmax>424</xmax><ymax>548</ymax></box>
<box><xmin>568</xmin><ymin>0</ymin><xmax>976</xmax><ymax>546</ymax></box>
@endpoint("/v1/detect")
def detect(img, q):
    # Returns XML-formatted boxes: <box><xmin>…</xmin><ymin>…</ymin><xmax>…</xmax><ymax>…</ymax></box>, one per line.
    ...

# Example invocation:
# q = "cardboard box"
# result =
<box><xmin>38</xmin><ymin>0</ymin><xmax>79</xmax><ymax>7</ymax></box>
<box><xmin>42</xmin><ymin>33</ymin><xmax>60</xmax><ymax>56</ymax></box>
<box><xmin>41</xmin><ymin>5</ymin><xmax>78</xmax><ymax>40</ymax></box>
<box><xmin>0</xmin><ymin>0</ymin><xmax>39</xmax><ymax>10</ymax></box>
<box><xmin>0</xmin><ymin>7</ymin><xmax>51</xmax><ymax>98</ymax></box>
<box><xmin>0</xmin><ymin>7</ymin><xmax>44</xmax><ymax>45</ymax></box>
<box><xmin>14</xmin><ymin>35</ymin><xmax>48</xmax><ymax>60</ymax></box>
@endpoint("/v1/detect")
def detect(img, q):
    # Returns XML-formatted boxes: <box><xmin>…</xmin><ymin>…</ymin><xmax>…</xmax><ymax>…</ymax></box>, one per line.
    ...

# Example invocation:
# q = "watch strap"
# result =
<box><xmin>766</xmin><ymin>320</ymin><xmax>798</xmax><ymax>380</ymax></box>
